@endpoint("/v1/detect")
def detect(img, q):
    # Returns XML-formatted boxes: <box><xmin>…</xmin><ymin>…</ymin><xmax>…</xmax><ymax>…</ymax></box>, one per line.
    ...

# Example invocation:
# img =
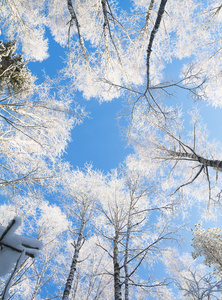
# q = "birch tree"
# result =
<box><xmin>60</xmin><ymin>0</ymin><xmax>222</xmax><ymax>109</ymax></box>
<box><xmin>95</xmin><ymin>159</ymin><xmax>177</xmax><ymax>299</ymax></box>
<box><xmin>64</xmin><ymin>235</ymin><xmax>114</xmax><ymax>300</ymax></box>
<box><xmin>57</xmin><ymin>165</ymin><xmax>105</xmax><ymax>300</ymax></box>
<box><xmin>129</xmin><ymin>106</ymin><xmax>222</xmax><ymax>210</ymax></box>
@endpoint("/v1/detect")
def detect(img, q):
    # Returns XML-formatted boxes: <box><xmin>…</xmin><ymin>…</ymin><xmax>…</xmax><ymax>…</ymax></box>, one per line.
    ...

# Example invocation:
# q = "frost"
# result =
<box><xmin>37</xmin><ymin>201</ymin><xmax>69</xmax><ymax>243</ymax></box>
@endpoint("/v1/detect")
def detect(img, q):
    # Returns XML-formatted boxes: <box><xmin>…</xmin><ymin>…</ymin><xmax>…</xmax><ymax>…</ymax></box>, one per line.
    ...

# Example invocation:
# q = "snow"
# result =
<box><xmin>0</xmin><ymin>217</ymin><xmax>43</xmax><ymax>277</ymax></box>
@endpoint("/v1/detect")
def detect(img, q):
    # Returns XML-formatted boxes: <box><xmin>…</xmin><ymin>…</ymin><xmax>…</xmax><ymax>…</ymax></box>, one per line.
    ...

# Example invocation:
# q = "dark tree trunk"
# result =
<box><xmin>113</xmin><ymin>231</ymin><xmax>122</xmax><ymax>300</ymax></box>
<box><xmin>62</xmin><ymin>217</ymin><xmax>85</xmax><ymax>300</ymax></box>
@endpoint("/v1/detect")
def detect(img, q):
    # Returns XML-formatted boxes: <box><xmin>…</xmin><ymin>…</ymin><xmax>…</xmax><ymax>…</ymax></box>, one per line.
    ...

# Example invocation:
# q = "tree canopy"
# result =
<box><xmin>0</xmin><ymin>0</ymin><xmax>222</xmax><ymax>299</ymax></box>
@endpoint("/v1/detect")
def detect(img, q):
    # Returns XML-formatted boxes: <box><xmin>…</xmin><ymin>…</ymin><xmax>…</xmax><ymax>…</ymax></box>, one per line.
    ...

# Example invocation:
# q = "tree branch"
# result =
<box><xmin>146</xmin><ymin>0</ymin><xmax>168</xmax><ymax>90</ymax></box>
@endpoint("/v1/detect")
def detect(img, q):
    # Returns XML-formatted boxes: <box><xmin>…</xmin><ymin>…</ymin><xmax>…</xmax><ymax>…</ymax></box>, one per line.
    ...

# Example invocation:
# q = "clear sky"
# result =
<box><xmin>63</xmin><ymin>98</ymin><xmax>132</xmax><ymax>171</ymax></box>
<box><xmin>29</xmin><ymin>28</ymin><xmax>132</xmax><ymax>173</ymax></box>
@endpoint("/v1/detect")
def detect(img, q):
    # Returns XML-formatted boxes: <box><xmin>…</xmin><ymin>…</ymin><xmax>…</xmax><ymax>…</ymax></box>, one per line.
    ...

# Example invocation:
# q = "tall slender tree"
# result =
<box><xmin>95</xmin><ymin>160</ymin><xmax>177</xmax><ymax>299</ymax></box>
<box><xmin>59</xmin><ymin>166</ymin><xmax>105</xmax><ymax>300</ymax></box>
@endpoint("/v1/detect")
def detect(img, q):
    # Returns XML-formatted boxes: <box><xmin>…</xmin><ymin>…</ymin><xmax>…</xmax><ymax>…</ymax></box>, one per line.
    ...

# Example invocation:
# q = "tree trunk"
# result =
<box><xmin>169</xmin><ymin>150</ymin><xmax>222</xmax><ymax>172</ymax></box>
<box><xmin>146</xmin><ymin>0</ymin><xmax>168</xmax><ymax>88</ymax></box>
<box><xmin>124</xmin><ymin>210</ymin><xmax>132</xmax><ymax>300</ymax></box>
<box><xmin>62</xmin><ymin>217</ymin><xmax>85</xmax><ymax>300</ymax></box>
<box><xmin>113</xmin><ymin>231</ymin><xmax>122</xmax><ymax>300</ymax></box>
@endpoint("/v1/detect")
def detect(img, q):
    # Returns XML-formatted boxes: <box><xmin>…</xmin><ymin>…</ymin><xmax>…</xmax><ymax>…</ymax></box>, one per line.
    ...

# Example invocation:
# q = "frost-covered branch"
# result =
<box><xmin>192</xmin><ymin>224</ymin><xmax>222</xmax><ymax>276</ymax></box>
<box><xmin>175</xmin><ymin>269</ymin><xmax>222</xmax><ymax>300</ymax></box>
<box><xmin>67</xmin><ymin>0</ymin><xmax>88</xmax><ymax>62</ymax></box>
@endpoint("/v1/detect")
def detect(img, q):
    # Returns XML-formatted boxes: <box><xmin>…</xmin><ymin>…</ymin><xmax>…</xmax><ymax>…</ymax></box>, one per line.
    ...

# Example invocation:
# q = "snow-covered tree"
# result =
<box><xmin>64</xmin><ymin>235</ymin><xmax>114</xmax><ymax>300</ymax></box>
<box><xmin>163</xmin><ymin>248</ymin><xmax>222</xmax><ymax>300</ymax></box>
<box><xmin>57</xmin><ymin>0</ymin><xmax>222</xmax><ymax>107</ymax></box>
<box><xmin>1</xmin><ymin>1</ymin><xmax>222</xmax><ymax>299</ymax></box>
<box><xmin>95</xmin><ymin>158</ymin><xmax>177</xmax><ymax>299</ymax></box>
<box><xmin>0</xmin><ymin>1</ymin><xmax>221</xmax><ymax>106</ymax></box>
<box><xmin>57</xmin><ymin>165</ymin><xmax>105</xmax><ymax>300</ymax></box>
<box><xmin>0</xmin><ymin>40</ymin><xmax>35</xmax><ymax>94</ymax></box>
<box><xmin>192</xmin><ymin>223</ymin><xmax>222</xmax><ymax>278</ymax></box>
<box><xmin>0</xmin><ymin>78</ymin><xmax>85</xmax><ymax>195</ymax></box>
<box><xmin>128</xmin><ymin>106</ymin><xmax>222</xmax><ymax>211</ymax></box>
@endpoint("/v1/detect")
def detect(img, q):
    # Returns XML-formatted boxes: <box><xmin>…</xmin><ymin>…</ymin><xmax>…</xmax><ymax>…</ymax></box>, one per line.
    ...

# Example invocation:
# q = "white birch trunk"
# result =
<box><xmin>124</xmin><ymin>209</ymin><xmax>132</xmax><ymax>300</ymax></box>
<box><xmin>169</xmin><ymin>150</ymin><xmax>222</xmax><ymax>172</ymax></box>
<box><xmin>62</xmin><ymin>217</ymin><xmax>85</xmax><ymax>300</ymax></box>
<box><xmin>113</xmin><ymin>231</ymin><xmax>122</xmax><ymax>300</ymax></box>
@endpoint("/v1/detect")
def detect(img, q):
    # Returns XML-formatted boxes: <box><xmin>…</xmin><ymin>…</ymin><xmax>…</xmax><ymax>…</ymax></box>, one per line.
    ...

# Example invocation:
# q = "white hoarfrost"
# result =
<box><xmin>1</xmin><ymin>0</ymin><xmax>222</xmax><ymax>104</ymax></box>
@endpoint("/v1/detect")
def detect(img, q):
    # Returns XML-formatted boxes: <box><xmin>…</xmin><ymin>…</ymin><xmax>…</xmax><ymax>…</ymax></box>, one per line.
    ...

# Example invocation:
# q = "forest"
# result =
<box><xmin>0</xmin><ymin>0</ymin><xmax>222</xmax><ymax>299</ymax></box>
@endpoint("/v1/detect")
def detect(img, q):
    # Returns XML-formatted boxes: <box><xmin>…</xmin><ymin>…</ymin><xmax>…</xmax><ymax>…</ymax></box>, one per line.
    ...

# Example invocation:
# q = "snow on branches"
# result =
<box><xmin>0</xmin><ymin>217</ymin><xmax>42</xmax><ymax>300</ymax></box>
<box><xmin>0</xmin><ymin>217</ymin><xmax>42</xmax><ymax>277</ymax></box>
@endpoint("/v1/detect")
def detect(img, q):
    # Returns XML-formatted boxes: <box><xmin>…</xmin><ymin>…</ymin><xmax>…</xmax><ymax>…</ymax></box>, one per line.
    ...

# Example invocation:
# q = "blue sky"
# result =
<box><xmin>29</xmin><ymin>28</ymin><xmax>132</xmax><ymax>173</ymax></box>
<box><xmin>63</xmin><ymin>98</ymin><xmax>132</xmax><ymax>171</ymax></box>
